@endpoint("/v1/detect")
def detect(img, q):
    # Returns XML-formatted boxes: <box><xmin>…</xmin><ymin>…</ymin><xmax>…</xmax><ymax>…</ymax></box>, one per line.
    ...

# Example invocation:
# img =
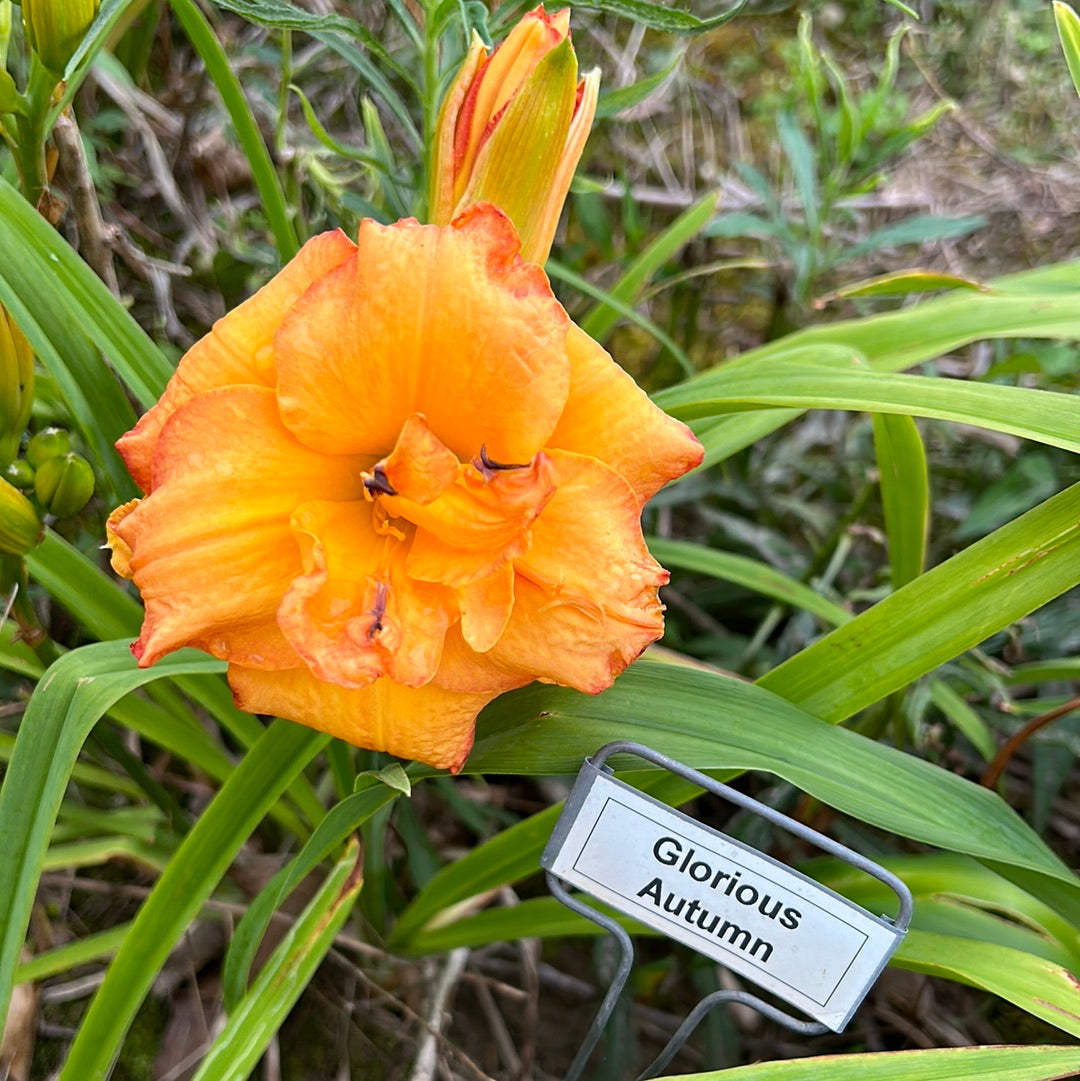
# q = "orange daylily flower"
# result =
<box><xmin>107</xmin><ymin>205</ymin><xmax>702</xmax><ymax>772</ymax></box>
<box><xmin>429</xmin><ymin>6</ymin><xmax>600</xmax><ymax>264</ymax></box>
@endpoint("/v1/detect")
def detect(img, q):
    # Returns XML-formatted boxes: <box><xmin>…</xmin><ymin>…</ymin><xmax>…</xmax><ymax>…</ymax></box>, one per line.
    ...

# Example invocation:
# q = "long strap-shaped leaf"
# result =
<box><xmin>0</xmin><ymin>644</ymin><xmax>227</xmax><ymax>1029</ymax></box>
<box><xmin>757</xmin><ymin>482</ymin><xmax>1080</xmax><ymax>721</ymax></box>
<box><xmin>667</xmin><ymin>260</ymin><xmax>1080</xmax><ymax>466</ymax></box>
<box><xmin>56</xmin><ymin>716</ymin><xmax>328</xmax><ymax>1078</ymax></box>
<box><xmin>191</xmin><ymin>844</ymin><xmax>363</xmax><ymax>1081</ymax></box>
<box><xmin>659</xmin><ymin>1044</ymin><xmax>1080</xmax><ymax>1080</ymax></box>
<box><xmin>655</xmin><ymin>362</ymin><xmax>1080</xmax><ymax>453</ymax></box>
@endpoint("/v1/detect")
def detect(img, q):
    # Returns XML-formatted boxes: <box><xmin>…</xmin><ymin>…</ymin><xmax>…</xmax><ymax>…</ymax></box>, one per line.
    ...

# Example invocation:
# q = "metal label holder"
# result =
<box><xmin>541</xmin><ymin>741</ymin><xmax>912</xmax><ymax>1081</ymax></box>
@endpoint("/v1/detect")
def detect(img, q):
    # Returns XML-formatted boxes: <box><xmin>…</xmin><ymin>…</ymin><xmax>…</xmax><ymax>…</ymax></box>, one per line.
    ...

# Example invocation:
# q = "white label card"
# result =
<box><xmin>542</xmin><ymin>767</ymin><xmax>903</xmax><ymax>1032</ymax></box>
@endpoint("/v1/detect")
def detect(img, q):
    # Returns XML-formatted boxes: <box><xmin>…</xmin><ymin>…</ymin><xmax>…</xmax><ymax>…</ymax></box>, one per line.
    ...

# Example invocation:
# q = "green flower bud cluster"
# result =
<box><xmin>1</xmin><ymin>426</ymin><xmax>96</xmax><ymax>554</ymax></box>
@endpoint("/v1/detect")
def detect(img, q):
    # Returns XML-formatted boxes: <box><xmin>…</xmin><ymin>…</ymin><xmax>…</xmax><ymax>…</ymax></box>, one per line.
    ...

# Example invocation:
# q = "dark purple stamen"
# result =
<box><xmin>477</xmin><ymin>444</ymin><xmax>529</xmax><ymax>473</ymax></box>
<box><xmin>363</xmin><ymin>465</ymin><xmax>397</xmax><ymax>497</ymax></box>
<box><xmin>367</xmin><ymin>580</ymin><xmax>389</xmax><ymax>640</ymax></box>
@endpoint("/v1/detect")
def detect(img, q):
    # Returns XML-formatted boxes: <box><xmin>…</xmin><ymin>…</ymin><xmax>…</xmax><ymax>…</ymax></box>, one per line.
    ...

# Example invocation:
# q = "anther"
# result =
<box><xmin>363</xmin><ymin>465</ymin><xmax>397</xmax><ymax>497</ymax></box>
<box><xmin>475</xmin><ymin>444</ymin><xmax>529</xmax><ymax>477</ymax></box>
<box><xmin>367</xmin><ymin>580</ymin><xmax>389</xmax><ymax>641</ymax></box>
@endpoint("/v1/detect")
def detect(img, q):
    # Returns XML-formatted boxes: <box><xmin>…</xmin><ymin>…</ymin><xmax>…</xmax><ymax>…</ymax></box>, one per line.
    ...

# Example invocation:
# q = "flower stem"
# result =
<box><xmin>12</xmin><ymin>56</ymin><xmax>59</xmax><ymax>207</ymax></box>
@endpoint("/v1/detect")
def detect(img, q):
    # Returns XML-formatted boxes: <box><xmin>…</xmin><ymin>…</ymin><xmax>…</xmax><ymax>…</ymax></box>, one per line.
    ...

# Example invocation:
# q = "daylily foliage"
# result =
<box><xmin>107</xmin><ymin>206</ymin><xmax>701</xmax><ymax>771</ymax></box>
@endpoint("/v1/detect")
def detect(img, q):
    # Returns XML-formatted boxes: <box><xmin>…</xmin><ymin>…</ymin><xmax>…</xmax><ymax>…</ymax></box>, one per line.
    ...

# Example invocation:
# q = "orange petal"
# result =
<box><xmin>118</xmin><ymin>231</ymin><xmax>357</xmax><ymax>493</ymax></box>
<box><xmin>381</xmin><ymin>414</ymin><xmax>459</xmax><ymax>504</ymax></box>
<box><xmin>278</xmin><ymin>499</ymin><xmax>454</xmax><ymax>690</ymax></box>
<box><xmin>114</xmin><ymin>385</ymin><xmax>365</xmax><ymax>668</ymax></box>
<box><xmin>228</xmin><ymin>664</ymin><xmax>494</xmax><ymax>773</ymax></box>
<box><xmin>458</xmin><ymin>564</ymin><xmax>515</xmax><ymax>653</ymax></box>
<box><xmin>489</xmin><ymin>449</ymin><xmax>668</xmax><ymax>692</ymax></box>
<box><xmin>274</xmin><ymin>207</ymin><xmax>571</xmax><ymax>464</ymax></box>
<box><xmin>429</xmin><ymin>31</ymin><xmax>487</xmax><ymax>224</ymax></box>
<box><xmin>431</xmin><ymin>623</ymin><xmax>531</xmax><ymax>695</ymax></box>
<box><xmin>388</xmin><ymin>452</ymin><xmax>556</xmax><ymax>588</ymax></box>
<box><xmin>548</xmin><ymin>324</ymin><xmax>703</xmax><ymax>505</ymax></box>
<box><xmin>105</xmin><ymin>498</ymin><xmax>139</xmax><ymax>579</ymax></box>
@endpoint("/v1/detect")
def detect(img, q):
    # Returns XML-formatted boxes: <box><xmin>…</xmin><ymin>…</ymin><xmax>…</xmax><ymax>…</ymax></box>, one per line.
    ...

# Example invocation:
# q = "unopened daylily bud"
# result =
<box><xmin>33</xmin><ymin>451</ymin><xmax>94</xmax><ymax>517</ymax></box>
<box><xmin>4</xmin><ymin>459</ymin><xmax>34</xmax><ymax>490</ymax></box>
<box><xmin>430</xmin><ymin>6</ymin><xmax>599</xmax><ymax>264</ymax></box>
<box><xmin>0</xmin><ymin>306</ymin><xmax>33</xmax><ymax>470</ymax></box>
<box><xmin>22</xmin><ymin>0</ymin><xmax>98</xmax><ymax>75</ymax></box>
<box><xmin>0</xmin><ymin>476</ymin><xmax>42</xmax><ymax>555</ymax></box>
<box><xmin>25</xmin><ymin>426</ymin><xmax>69</xmax><ymax>469</ymax></box>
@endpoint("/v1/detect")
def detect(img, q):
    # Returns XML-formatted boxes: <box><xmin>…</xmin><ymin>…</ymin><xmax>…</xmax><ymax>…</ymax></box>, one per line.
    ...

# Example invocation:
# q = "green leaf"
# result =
<box><xmin>565</xmin><ymin>0</ymin><xmax>748</xmax><ymax>34</ymax></box>
<box><xmin>817</xmin><ymin>269</ymin><xmax>986</xmax><ymax>302</ymax></box>
<box><xmin>844</xmin><ymin>214</ymin><xmax>985</xmax><ymax>262</ymax></box>
<box><xmin>928</xmin><ymin>679</ymin><xmax>996</xmax><ymax>761</ymax></box>
<box><xmin>680</xmin><ymin>260</ymin><xmax>1080</xmax><ymax>467</ymax></box>
<box><xmin>212</xmin><ymin>0</ymin><xmax>420</xmax><ymax>145</ymax></box>
<box><xmin>0</xmin><ymin>69</ymin><xmax>27</xmax><ymax>116</ymax></box>
<box><xmin>757</xmin><ymin>483</ymin><xmax>1080</xmax><ymax>724</ymax></box>
<box><xmin>1054</xmin><ymin>2</ymin><xmax>1080</xmax><ymax>98</ymax></box>
<box><xmin>777</xmin><ymin>111</ymin><xmax>818</xmax><ymax>232</ymax></box>
<box><xmin>0</xmin><ymin>643</ymin><xmax>226</xmax><ymax>1030</ymax></box>
<box><xmin>221</xmin><ymin>777</ymin><xmax>401</xmax><ymax>1011</ymax></box>
<box><xmin>872</xmin><ymin>413</ymin><xmax>928</xmax><ymax>589</ymax></box>
<box><xmin>595</xmin><ymin>53</ymin><xmax>681</xmax><ymax>119</ymax></box>
<box><xmin>648</xmin><ymin>537</ymin><xmax>852</xmax><ymax>627</ymax></box>
<box><xmin>0</xmin><ymin>177</ymin><xmax>172</xmax><ymax>411</ymax></box>
<box><xmin>660</xmin><ymin>1046</ymin><xmax>1080</xmax><ymax>1080</ymax></box>
<box><xmin>895</xmin><ymin>931</ymin><xmax>1080</xmax><ymax>1039</ymax></box>
<box><xmin>463</xmin><ymin>663</ymin><xmax>1078</xmax><ymax>915</ymax></box>
<box><xmin>16</xmin><ymin>924</ymin><xmax>130</xmax><ymax>985</ymax></box>
<box><xmin>192</xmin><ymin>845</ymin><xmax>362</xmax><ymax>1081</ymax></box>
<box><xmin>657</xmin><ymin>363</ymin><xmax>1080</xmax><ymax>454</ymax></box>
<box><xmin>548</xmin><ymin>259</ymin><xmax>694</xmax><ymax>377</ymax></box>
<box><xmin>581</xmin><ymin>192</ymin><xmax>718</xmax><ymax>342</ymax></box>
<box><xmin>58</xmin><ymin>718</ymin><xmax>328</xmax><ymax>1081</ymax></box>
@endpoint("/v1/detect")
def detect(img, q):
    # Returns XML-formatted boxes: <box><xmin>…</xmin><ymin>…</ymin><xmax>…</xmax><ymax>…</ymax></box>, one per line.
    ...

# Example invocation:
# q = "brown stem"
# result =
<box><xmin>980</xmin><ymin>694</ymin><xmax>1080</xmax><ymax>789</ymax></box>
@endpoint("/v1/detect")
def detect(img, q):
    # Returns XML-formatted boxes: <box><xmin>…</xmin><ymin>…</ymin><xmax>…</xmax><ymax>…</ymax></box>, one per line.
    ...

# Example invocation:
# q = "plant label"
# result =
<box><xmin>542</xmin><ymin>761</ymin><xmax>905</xmax><ymax>1032</ymax></box>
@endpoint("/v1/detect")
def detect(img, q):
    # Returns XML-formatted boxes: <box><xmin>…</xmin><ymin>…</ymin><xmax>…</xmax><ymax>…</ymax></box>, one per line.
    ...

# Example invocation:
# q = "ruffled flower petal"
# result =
<box><xmin>549</xmin><ymin>324</ymin><xmax>704</xmax><ymax>505</ymax></box>
<box><xmin>386</xmin><ymin>451</ymin><xmax>556</xmax><ymax>588</ymax></box>
<box><xmin>277</xmin><ymin>499</ymin><xmax>453</xmax><ymax>691</ymax></box>
<box><xmin>487</xmin><ymin>449</ymin><xmax>668</xmax><ymax>692</ymax></box>
<box><xmin>114</xmin><ymin>385</ymin><xmax>365</xmax><ymax>668</ymax></box>
<box><xmin>228</xmin><ymin>663</ymin><xmax>493</xmax><ymax>774</ymax></box>
<box><xmin>118</xmin><ymin>231</ymin><xmax>356</xmax><ymax>493</ymax></box>
<box><xmin>274</xmin><ymin>205</ymin><xmax>571</xmax><ymax>464</ymax></box>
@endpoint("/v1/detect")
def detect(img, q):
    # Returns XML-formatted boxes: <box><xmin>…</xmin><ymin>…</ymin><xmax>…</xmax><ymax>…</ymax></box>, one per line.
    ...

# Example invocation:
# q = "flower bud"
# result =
<box><xmin>33</xmin><ymin>451</ymin><xmax>94</xmax><ymax>517</ymax></box>
<box><xmin>4</xmin><ymin>459</ymin><xmax>35</xmax><ymax>490</ymax></box>
<box><xmin>25</xmin><ymin>426</ymin><xmax>69</xmax><ymax>469</ymax></box>
<box><xmin>429</xmin><ymin>6</ymin><xmax>599</xmax><ymax>264</ymax></box>
<box><xmin>0</xmin><ymin>306</ymin><xmax>33</xmax><ymax>469</ymax></box>
<box><xmin>21</xmin><ymin>0</ymin><xmax>99</xmax><ymax>75</ymax></box>
<box><xmin>0</xmin><ymin>475</ymin><xmax>42</xmax><ymax>555</ymax></box>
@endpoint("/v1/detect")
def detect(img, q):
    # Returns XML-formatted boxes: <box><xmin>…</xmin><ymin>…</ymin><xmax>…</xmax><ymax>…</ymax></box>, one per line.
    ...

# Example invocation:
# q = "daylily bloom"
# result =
<box><xmin>107</xmin><ymin>205</ymin><xmax>701</xmax><ymax>772</ymax></box>
<box><xmin>429</xmin><ymin>6</ymin><xmax>599</xmax><ymax>264</ymax></box>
